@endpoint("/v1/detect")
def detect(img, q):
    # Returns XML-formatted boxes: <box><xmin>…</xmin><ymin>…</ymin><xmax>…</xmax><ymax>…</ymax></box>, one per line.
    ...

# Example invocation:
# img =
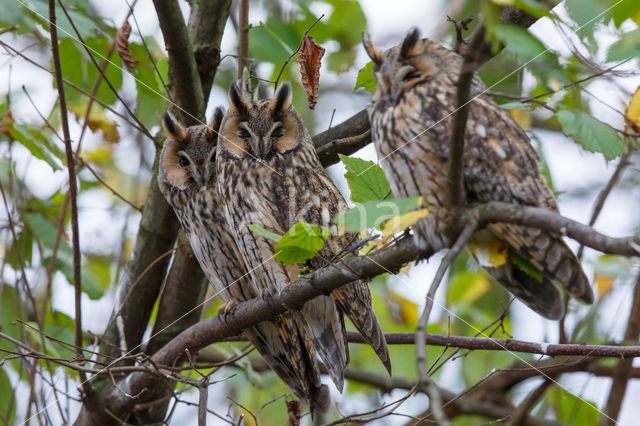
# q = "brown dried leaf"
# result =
<box><xmin>297</xmin><ymin>35</ymin><xmax>325</xmax><ymax>109</ymax></box>
<box><xmin>115</xmin><ymin>20</ymin><xmax>138</xmax><ymax>68</ymax></box>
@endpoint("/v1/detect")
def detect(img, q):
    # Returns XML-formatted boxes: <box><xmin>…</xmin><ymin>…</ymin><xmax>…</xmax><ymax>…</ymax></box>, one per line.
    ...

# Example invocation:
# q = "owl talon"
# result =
<box><xmin>217</xmin><ymin>300</ymin><xmax>238</xmax><ymax>323</ymax></box>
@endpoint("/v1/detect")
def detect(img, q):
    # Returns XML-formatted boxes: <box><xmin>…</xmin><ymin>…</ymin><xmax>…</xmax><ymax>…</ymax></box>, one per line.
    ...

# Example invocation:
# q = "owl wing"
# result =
<box><xmin>295</xmin><ymin>168</ymin><xmax>391</xmax><ymax>374</ymax></box>
<box><xmin>182</xmin><ymin>193</ymin><xmax>330</xmax><ymax>408</ymax></box>
<box><xmin>220</xmin><ymin>173</ymin><xmax>348</xmax><ymax>391</ymax></box>
<box><xmin>462</xmin><ymin>95</ymin><xmax>593</xmax><ymax>314</ymax></box>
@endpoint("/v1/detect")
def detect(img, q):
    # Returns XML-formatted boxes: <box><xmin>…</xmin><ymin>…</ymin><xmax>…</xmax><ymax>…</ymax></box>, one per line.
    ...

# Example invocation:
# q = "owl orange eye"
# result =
<box><xmin>178</xmin><ymin>158</ymin><xmax>190</xmax><ymax>168</ymax></box>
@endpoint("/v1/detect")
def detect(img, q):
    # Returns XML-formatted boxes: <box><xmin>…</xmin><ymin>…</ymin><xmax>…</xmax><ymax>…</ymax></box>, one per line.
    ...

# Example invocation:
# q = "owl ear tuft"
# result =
<box><xmin>162</xmin><ymin>112</ymin><xmax>187</xmax><ymax>142</ymax></box>
<box><xmin>362</xmin><ymin>32</ymin><xmax>381</xmax><ymax>65</ymax></box>
<box><xmin>400</xmin><ymin>28</ymin><xmax>421</xmax><ymax>58</ymax></box>
<box><xmin>228</xmin><ymin>80</ymin><xmax>250</xmax><ymax>114</ymax></box>
<box><xmin>208</xmin><ymin>106</ymin><xmax>225</xmax><ymax>138</ymax></box>
<box><xmin>270</xmin><ymin>82</ymin><xmax>292</xmax><ymax>114</ymax></box>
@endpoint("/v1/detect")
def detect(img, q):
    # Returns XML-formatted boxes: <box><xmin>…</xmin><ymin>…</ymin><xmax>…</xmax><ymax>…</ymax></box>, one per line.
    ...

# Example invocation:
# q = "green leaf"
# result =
<box><xmin>491</xmin><ymin>23</ymin><xmax>565</xmax><ymax>90</ymax></box>
<box><xmin>128</xmin><ymin>38</ymin><xmax>167</xmax><ymax>129</ymax></box>
<box><xmin>0</xmin><ymin>367</ymin><xmax>16</xmax><ymax>424</ymax></box>
<box><xmin>498</xmin><ymin>101</ymin><xmax>533</xmax><ymax>111</ymax></box>
<box><xmin>6</xmin><ymin>123</ymin><xmax>62</xmax><ymax>171</ymax></box>
<box><xmin>513</xmin><ymin>0</ymin><xmax>553</xmax><ymax>19</ymax></box>
<box><xmin>353</xmin><ymin>61</ymin><xmax>376</xmax><ymax>93</ymax></box>
<box><xmin>509</xmin><ymin>248</ymin><xmax>543</xmax><ymax>283</ymax></box>
<box><xmin>491</xmin><ymin>23</ymin><xmax>552</xmax><ymax>63</ymax></box>
<box><xmin>607</xmin><ymin>28</ymin><xmax>640</xmax><ymax>63</ymax></box>
<box><xmin>334</xmin><ymin>197</ymin><xmax>422</xmax><ymax>233</ymax></box>
<box><xmin>556</xmin><ymin>110</ymin><xmax>624</xmax><ymax>161</ymax></box>
<box><xmin>248</xmin><ymin>224</ymin><xmax>282</xmax><ymax>242</ymax></box>
<box><xmin>274</xmin><ymin>222</ymin><xmax>330</xmax><ymax>265</ymax></box>
<box><xmin>56</xmin><ymin>37</ymin><xmax>123</xmax><ymax>106</ymax></box>
<box><xmin>1</xmin><ymin>285</ymin><xmax>22</xmax><ymax>342</ymax></box>
<box><xmin>340</xmin><ymin>154</ymin><xmax>392</xmax><ymax>203</ymax></box>
<box><xmin>545</xmin><ymin>387</ymin><xmax>600</xmax><ymax>426</ymax></box>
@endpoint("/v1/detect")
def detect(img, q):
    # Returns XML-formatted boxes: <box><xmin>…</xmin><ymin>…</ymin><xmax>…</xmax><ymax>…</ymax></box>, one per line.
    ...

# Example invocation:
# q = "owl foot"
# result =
<box><xmin>217</xmin><ymin>300</ymin><xmax>238</xmax><ymax>323</ymax></box>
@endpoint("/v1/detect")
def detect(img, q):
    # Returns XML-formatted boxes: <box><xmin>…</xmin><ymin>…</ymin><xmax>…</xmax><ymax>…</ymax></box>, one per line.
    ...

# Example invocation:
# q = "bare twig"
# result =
<box><xmin>416</xmin><ymin>219</ymin><xmax>478</xmax><ymax>424</ymax></box>
<box><xmin>237</xmin><ymin>0</ymin><xmax>249</xmax><ymax>78</ymax></box>
<box><xmin>49</xmin><ymin>0</ymin><xmax>89</xmax><ymax>394</ymax></box>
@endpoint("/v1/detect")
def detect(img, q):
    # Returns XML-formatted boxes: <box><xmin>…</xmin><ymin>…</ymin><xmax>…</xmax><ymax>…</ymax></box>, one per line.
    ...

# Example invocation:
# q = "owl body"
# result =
<box><xmin>158</xmin><ymin>109</ymin><xmax>331</xmax><ymax>411</ymax></box>
<box><xmin>365</xmin><ymin>30</ymin><xmax>593</xmax><ymax>319</ymax></box>
<box><xmin>217</xmin><ymin>82</ymin><xmax>391</xmax><ymax>397</ymax></box>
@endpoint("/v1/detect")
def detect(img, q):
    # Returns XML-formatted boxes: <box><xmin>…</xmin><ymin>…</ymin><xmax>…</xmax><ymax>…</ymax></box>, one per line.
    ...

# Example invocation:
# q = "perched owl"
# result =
<box><xmin>216</xmin><ymin>81</ymin><xmax>391</xmax><ymax>397</ymax></box>
<box><xmin>364</xmin><ymin>29</ymin><xmax>593</xmax><ymax>319</ymax></box>
<box><xmin>158</xmin><ymin>108</ymin><xmax>331</xmax><ymax>412</ymax></box>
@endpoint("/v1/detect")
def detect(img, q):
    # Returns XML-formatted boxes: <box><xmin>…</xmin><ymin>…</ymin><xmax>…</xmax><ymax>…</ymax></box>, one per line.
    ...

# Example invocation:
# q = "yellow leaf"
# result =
<box><xmin>381</xmin><ymin>208</ymin><xmax>429</xmax><ymax>243</ymax></box>
<box><xmin>399</xmin><ymin>262</ymin><xmax>411</xmax><ymax>275</ymax></box>
<box><xmin>68</xmin><ymin>100</ymin><xmax>120</xmax><ymax>143</ymax></box>
<box><xmin>510</xmin><ymin>109</ymin><xmax>532</xmax><ymax>131</ymax></box>
<box><xmin>469</xmin><ymin>238</ymin><xmax>508</xmax><ymax>267</ymax></box>
<box><xmin>625</xmin><ymin>84</ymin><xmax>640</xmax><ymax>133</ymax></box>
<box><xmin>358</xmin><ymin>231</ymin><xmax>382</xmax><ymax>255</ymax></box>
<box><xmin>547</xmin><ymin>77</ymin><xmax>562</xmax><ymax>92</ymax></box>
<box><xmin>461</xmin><ymin>275</ymin><xmax>491</xmax><ymax>304</ymax></box>
<box><xmin>491</xmin><ymin>0</ymin><xmax>513</xmax><ymax>5</ymax></box>
<box><xmin>387</xmin><ymin>291</ymin><xmax>418</xmax><ymax>324</ymax></box>
<box><xmin>594</xmin><ymin>272</ymin><xmax>615</xmax><ymax>298</ymax></box>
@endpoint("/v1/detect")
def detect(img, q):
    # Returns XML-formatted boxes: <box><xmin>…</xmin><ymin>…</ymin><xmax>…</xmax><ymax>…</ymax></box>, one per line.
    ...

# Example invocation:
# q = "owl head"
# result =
<box><xmin>218</xmin><ymin>81</ymin><xmax>311</xmax><ymax>163</ymax></box>
<box><xmin>158</xmin><ymin>107</ymin><xmax>224</xmax><ymax>200</ymax></box>
<box><xmin>363</xmin><ymin>28</ymin><xmax>438</xmax><ymax>106</ymax></box>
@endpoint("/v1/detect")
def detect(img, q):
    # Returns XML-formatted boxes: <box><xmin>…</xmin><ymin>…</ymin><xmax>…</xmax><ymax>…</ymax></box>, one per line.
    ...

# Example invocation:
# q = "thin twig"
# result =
<box><xmin>237</xmin><ymin>0</ymin><xmax>249</xmax><ymax>78</ymax></box>
<box><xmin>415</xmin><ymin>219</ymin><xmax>478</xmax><ymax>425</ymax></box>
<box><xmin>48</xmin><ymin>0</ymin><xmax>90</xmax><ymax>395</ymax></box>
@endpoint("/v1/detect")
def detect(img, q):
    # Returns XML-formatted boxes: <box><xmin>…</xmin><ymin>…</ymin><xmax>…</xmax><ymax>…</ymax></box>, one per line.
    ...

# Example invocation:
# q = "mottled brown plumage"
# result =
<box><xmin>157</xmin><ymin>108</ymin><xmax>329</xmax><ymax>412</ymax></box>
<box><xmin>216</xmin><ymin>81</ymin><xmax>391</xmax><ymax>401</ymax></box>
<box><xmin>365</xmin><ymin>29</ymin><xmax>593</xmax><ymax>319</ymax></box>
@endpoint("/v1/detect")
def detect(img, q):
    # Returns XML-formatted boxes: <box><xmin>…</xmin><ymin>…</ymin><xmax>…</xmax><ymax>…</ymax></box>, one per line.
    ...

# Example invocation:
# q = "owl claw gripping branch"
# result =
<box><xmin>158</xmin><ymin>81</ymin><xmax>390</xmax><ymax>412</ymax></box>
<box><xmin>364</xmin><ymin>28</ymin><xmax>594</xmax><ymax>320</ymax></box>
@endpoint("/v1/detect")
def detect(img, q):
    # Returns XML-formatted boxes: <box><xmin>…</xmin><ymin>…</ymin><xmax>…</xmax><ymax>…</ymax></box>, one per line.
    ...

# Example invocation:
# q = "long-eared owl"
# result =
<box><xmin>364</xmin><ymin>28</ymin><xmax>593</xmax><ymax>319</ymax></box>
<box><xmin>216</xmin><ymin>81</ymin><xmax>391</xmax><ymax>402</ymax></box>
<box><xmin>158</xmin><ymin>108</ymin><xmax>330</xmax><ymax>411</ymax></box>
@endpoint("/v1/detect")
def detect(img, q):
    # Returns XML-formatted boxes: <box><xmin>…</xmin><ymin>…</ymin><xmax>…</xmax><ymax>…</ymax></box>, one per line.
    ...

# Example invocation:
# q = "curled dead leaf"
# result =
<box><xmin>298</xmin><ymin>35</ymin><xmax>325</xmax><ymax>109</ymax></box>
<box><xmin>116</xmin><ymin>20</ymin><xmax>138</xmax><ymax>68</ymax></box>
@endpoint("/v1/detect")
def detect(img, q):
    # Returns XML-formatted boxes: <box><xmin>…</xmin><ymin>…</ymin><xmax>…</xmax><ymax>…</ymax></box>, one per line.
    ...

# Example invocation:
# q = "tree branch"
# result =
<box><xmin>82</xmin><ymin>195</ymin><xmax>640</xmax><ymax>423</ymax></box>
<box><xmin>448</xmin><ymin>24</ymin><xmax>485</xmax><ymax>209</ymax></box>
<box><xmin>153</xmin><ymin>0</ymin><xmax>205</xmax><ymax>124</ymax></box>
<box><xmin>237</xmin><ymin>0</ymin><xmax>249</xmax><ymax>78</ymax></box>
<box><xmin>48</xmin><ymin>0</ymin><xmax>89</xmax><ymax>396</ymax></box>
<box><xmin>187</xmin><ymin>0</ymin><xmax>232</xmax><ymax>99</ymax></box>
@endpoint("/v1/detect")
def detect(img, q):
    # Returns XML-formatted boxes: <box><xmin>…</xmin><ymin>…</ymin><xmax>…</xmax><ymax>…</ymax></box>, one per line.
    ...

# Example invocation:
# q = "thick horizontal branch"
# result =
<box><xmin>313</xmin><ymin>108</ymin><xmax>370</xmax><ymax>167</ymax></box>
<box><xmin>472</xmin><ymin>202</ymin><xmax>640</xmax><ymax>257</ymax></box>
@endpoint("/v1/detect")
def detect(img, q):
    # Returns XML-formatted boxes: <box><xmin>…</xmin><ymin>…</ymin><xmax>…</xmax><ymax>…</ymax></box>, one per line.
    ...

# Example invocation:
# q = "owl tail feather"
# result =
<box><xmin>300</xmin><ymin>296</ymin><xmax>349</xmax><ymax>393</ymax></box>
<box><xmin>333</xmin><ymin>281</ymin><xmax>392</xmax><ymax>375</ymax></box>
<box><xmin>484</xmin><ymin>259</ymin><xmax>565</xmax><ymax>320</ymax></box>
<box><xmin>244</xmin><ymin>315</ymin><xmax>330</xmax><ymax>412</ymax></box>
